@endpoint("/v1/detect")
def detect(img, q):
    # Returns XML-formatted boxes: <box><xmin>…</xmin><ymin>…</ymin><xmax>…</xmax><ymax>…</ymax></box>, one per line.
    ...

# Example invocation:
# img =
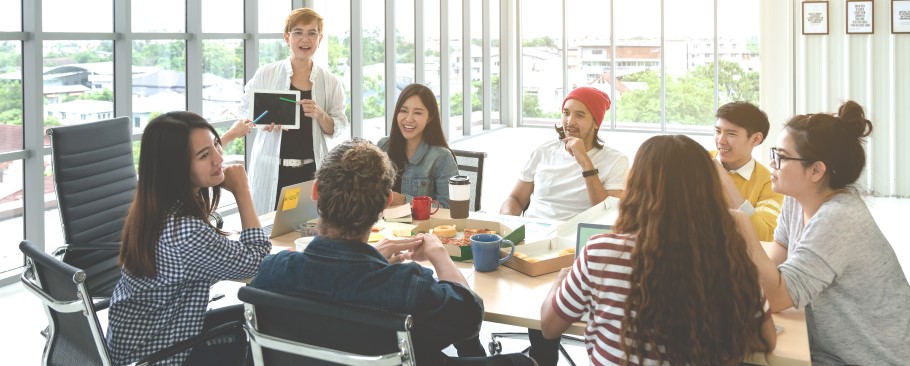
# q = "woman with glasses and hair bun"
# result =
<box><xmin>223</xmin><ymin>7</ymin><xmax>348</xmax><ymax>208</ymax></box>
<box><xmin>745</xmin><ymin>100</ymin><xmax>910</xmax><ymax>365</ymax></box>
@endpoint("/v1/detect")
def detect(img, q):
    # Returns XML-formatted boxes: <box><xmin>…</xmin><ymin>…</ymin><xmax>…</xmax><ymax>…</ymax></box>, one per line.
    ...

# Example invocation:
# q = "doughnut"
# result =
<box><xmin>433</xmin><ymin>225</ymin><xmax>457</xmax><ymax>238</ymax></box>
<box><xmin>525</xmin><ymin>258</ymin><xmax>540</xmax><ymax>263</ymax></box>
<box><xmin>513</xmin><ymin>252</ymin><xmax>528</xmax><ymax>259</ymax></box>
<box><xmin>558</xmin><ymin>248</ymin><xmax>576</xmax><ymax>257</ymax></box>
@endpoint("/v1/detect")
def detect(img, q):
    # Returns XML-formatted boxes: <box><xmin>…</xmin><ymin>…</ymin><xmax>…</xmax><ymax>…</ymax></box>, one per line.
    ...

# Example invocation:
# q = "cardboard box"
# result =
<box><xmin>501</xmin><ymin>197</ymin><xmax>619</xmax><ymax>276</ymax></box>
<box><xmin>411</xmin><ymin>218</ymin><xmax>516</xmax><ymax>261</ymax></box>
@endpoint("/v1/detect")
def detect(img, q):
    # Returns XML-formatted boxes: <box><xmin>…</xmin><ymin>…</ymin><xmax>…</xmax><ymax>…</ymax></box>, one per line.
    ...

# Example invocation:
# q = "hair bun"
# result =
<box><xmin>837</xmin><ymin>100</ymin><xmax>873</xmax><ymax>138</ymax></box>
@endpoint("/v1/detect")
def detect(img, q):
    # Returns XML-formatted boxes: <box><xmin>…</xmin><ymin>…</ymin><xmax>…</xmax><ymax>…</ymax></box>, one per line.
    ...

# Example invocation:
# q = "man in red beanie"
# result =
<box><xmin>499</xmin><ymin>86</ymin><xmax>629</xmax><ymax>365</ymax></box>
<box><xmin>500</xmin><ymin>86</ymin><xmax>628</xmax><ymax>221</ymax></box>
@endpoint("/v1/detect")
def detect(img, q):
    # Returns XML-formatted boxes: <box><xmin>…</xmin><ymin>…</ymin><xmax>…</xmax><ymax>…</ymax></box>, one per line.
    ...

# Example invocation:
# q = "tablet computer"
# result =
<box><xmin>250</xmin><ymin>89</ymin><xmax>301</xmax><ymax>129</ymax></box>
<box><xmin>575</xmin><ymin>223</ymin><xmax>614</xmax><ymax>256</ymax></box>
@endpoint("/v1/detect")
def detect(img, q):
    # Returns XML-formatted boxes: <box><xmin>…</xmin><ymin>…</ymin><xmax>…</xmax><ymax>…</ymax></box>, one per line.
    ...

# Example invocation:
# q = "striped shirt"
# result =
<box><xmin>105</xmin><ymin>201</ymin><xmax>271</xmax><ymax>365</ymax></box>
<box><xmin>552</xmin><ymin>233</ymin><xmax>770</xmax><ymax>366</ymax></box>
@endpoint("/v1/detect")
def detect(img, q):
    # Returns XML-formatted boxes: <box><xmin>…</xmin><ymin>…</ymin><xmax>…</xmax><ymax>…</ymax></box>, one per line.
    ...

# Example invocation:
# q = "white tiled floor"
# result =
<box><xmin>2</xmin><ymin>127</ymin><xmax>907</xmax><ymax>365</ymax></box>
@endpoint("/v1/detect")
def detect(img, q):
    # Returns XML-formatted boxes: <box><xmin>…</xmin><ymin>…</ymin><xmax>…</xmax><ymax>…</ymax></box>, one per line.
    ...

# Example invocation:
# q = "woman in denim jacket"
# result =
<box><xmin>378</xmin><ymin>83</ymin><xmax>459</xmax><ymax>208</ymax></box>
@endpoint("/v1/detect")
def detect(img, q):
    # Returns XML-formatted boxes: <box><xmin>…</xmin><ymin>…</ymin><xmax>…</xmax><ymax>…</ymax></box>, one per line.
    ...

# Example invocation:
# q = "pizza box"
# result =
<box><xmin>501</xmin><ymin>197</ymin><xmax>619</xmax><ymax>276</ymax></box>
<box><xmin>411</xmin><ymin>218</ymin><xmax>518</xmax><ymax>261</ymax></box>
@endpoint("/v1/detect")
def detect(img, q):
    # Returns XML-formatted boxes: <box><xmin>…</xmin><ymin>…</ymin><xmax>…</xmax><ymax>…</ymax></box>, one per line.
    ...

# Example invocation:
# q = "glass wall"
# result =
<box><xmin>0</xmin><ymin>0</ymin><xmax>760</xmax><ymax>281</ymax></box>
<box><xmin>521</xmin><ymin>0</ymin><xmax>762</xmax><ymax>134</ymax></box>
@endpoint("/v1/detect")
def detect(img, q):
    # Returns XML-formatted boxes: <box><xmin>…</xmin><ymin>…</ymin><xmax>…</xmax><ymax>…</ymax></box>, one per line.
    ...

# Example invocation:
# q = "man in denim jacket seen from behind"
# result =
<box><xmin>251</xmin><ymin>139</ymin><xmax>534</xmax><ymax>365</ymax></box>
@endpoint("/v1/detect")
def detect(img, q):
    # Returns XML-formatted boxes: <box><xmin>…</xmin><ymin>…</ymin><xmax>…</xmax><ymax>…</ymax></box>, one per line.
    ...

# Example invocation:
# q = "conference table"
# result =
<box><xmin>254</xmin><ymin>208</ymin><xmax>810</xmax><ymax>365</ymax></box>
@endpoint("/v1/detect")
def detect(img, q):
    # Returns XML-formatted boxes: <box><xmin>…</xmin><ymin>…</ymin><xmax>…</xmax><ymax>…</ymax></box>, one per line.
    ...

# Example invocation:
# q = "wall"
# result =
<box><xmin>762</xmin><ymin>0</ymin><xmax>910</xmax><ymax>197</ymax></box>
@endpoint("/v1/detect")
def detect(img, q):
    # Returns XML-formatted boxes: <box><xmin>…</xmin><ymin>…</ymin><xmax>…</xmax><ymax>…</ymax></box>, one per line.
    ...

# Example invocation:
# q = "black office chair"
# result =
<box><xmin>19</xmin><ymin>240</ymin><xmax>244</xmax><ymax>366</ymax></box>
<box><xmin>239</xmin><ymin>287</ymin><xmax>534</xmax><ymax>366</ymax></box>
<box><xmin>239</xmin><ymin>286</ymin><xmax>417</xmax><ymax>365</ymax></box>
<box><xmin>451</xmin><ymin>149</ymin><xmax>487</xmax><ymax>212</ymax></box>
<box><xmin>46</xmin><ymin>116</ymin><xmax>137</xmax><ymax>307</ymax></box>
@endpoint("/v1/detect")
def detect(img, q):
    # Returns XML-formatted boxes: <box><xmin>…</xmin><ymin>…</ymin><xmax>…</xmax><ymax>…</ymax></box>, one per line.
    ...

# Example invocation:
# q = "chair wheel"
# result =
<box><xmin>488</xmin><ymin>340</ymin><xmax>503</xmax><ymax>355</ymax></box>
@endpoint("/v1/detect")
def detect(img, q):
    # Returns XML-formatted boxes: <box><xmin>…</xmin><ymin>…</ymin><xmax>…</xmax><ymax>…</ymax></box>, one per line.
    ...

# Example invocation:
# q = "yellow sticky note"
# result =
<box><xmin>280</xmin><ymin>188</ymin><xmax>301</xmax><ymax>211</ymax></box>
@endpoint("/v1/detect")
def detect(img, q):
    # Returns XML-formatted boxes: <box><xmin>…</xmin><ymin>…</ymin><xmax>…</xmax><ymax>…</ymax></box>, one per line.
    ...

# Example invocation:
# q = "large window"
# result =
<box><xmin>521</xmin><ymin>0</ymin><xmax>761</xmax><ymax>133</ymax></box>
<box><xmin>0</xmin><ymin>0</ymin><xmax>760</xmax><ymax>282</ymax></box>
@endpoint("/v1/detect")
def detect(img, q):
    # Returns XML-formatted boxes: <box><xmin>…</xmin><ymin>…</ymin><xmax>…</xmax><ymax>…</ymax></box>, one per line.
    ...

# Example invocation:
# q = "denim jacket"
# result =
<box><xmin>251</xmin><ymin>237</ymin><xmax>484</xmax><ymax>363</ymax></box>
<box><xmin>377</xmin><ymin>137</ymin><xmax>459</xmax><ymax>208</ymax></box>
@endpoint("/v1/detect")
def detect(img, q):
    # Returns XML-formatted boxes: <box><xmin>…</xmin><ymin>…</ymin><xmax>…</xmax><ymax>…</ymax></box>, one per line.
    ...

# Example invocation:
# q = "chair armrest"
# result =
<box><xmin>132</xmin><ymin>321</ymin><xmax>245</xmax><ymax>366</ymax></box>
<box><xmin>57</xmin><ymin>242</ymin><xmax>122</xmax><ymax>254</ymax></box>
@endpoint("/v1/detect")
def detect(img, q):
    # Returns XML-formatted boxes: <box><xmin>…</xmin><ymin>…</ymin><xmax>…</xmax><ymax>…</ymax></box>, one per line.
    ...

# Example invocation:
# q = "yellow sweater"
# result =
<box><xmin>711</xmin><ymin>152</ymin><xmax>784</xmax><ymax>241</ymax></box>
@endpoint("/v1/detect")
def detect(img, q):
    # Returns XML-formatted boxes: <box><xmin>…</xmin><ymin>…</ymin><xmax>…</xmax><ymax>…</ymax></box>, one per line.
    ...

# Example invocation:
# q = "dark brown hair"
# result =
<box><xmin>120</xmin><ymin>111</ymin><xmax>224</xmax><ymax>278</ymax></box>
<box><xmin>716</xmin><ymin>101</ymin><xmax>770</xmax><ymax>143</ymax></box>
<box><xmin>784</xmin><ymin>100</ymin><xmax>873</xmax><ymax>190</ymax></box>
<box><xmin>386</xmin><ymin>83</ymin><xmax>453</xmax><ymax>189</ymax></box>
<box><xmin>315</xmin><ymin>138</ymin><xmax>396</xmax><ymax>239</ymax></box>
<box><xmin>614</xmin><ymin>135</ymin><xmax>770</xmax><ymax>365</ymax></box>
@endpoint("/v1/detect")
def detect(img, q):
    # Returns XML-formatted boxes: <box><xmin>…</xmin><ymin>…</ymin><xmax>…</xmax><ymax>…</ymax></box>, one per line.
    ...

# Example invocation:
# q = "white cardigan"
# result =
<box><xmin>239</xmin><ymin>58</ymin><xmax>348</xmax><ymax>169</ymax></box>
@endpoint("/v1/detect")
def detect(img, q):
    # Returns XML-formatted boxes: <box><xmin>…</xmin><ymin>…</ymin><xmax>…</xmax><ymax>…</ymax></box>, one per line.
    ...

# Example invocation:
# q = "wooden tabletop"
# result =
<box><xmin>269</xmin><ymin>227</ymin><xmax>809</xmax><ymax>365</ymax></box>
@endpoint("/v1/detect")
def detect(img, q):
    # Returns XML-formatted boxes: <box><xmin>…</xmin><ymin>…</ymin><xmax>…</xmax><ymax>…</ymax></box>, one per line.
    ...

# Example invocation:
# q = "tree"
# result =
<box><xmin>615</xmin><ymin>60</ymin><xmax>759</xmax><ymax>126</ymax></box>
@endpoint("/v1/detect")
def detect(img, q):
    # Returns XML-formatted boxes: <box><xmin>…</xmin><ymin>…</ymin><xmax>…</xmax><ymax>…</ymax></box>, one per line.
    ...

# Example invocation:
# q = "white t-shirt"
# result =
<box><xmin>520</xmin><ymin>140</ymin><xmax>629</xmax><ymax>220</ymax></box>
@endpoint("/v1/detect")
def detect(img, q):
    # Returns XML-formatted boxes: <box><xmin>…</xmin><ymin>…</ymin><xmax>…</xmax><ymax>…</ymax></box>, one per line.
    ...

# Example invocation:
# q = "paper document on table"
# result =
<box><xmin>383</xmin><ymin>205</ymin><xmax>412</xmax><ymax>223</ymax></box>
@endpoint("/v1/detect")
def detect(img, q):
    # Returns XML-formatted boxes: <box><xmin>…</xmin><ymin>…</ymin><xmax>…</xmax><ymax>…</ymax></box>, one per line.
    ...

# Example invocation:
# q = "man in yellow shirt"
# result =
<box><xmin>712</xmin><ymin>101</ymin><xmax>783</xmax><ymax>241</ymax></box>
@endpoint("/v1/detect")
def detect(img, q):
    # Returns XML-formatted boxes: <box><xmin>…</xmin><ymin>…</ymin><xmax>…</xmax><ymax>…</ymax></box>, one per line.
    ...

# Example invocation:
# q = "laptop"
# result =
<box><xmin>263</xmin><ymin>180</ymin><xmax>319</xmax><ymax>238</ymax></box>
<box><xmin>575</xmin><ymin>223</ymin><xmax>614</xmax><ymax>255</ymax></box>
<box><xmin>574</xmin><ymin>223</ymin><xmax>613</xmax><ymax>322</ymax></box>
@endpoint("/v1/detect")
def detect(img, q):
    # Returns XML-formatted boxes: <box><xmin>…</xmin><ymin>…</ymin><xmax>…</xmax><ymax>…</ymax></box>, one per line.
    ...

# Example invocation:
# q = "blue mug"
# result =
<box><xmin>470</xmin><ymin>234</ymin><xmax>515</xmax><ymax>272</ymax></box>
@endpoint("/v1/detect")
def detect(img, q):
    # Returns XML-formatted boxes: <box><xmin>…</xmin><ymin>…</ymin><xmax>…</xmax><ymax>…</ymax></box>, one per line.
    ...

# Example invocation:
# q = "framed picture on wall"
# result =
<box><xmin>803</xmin><ymin>1</ymin><xmax>830</xmax><ymax>35</ymax></box>
<box><xmin>847</xmin><ymin>0</ymin><xmax>874</xmax><ymax>33</ymax></box>
<box><xmin>894</xmin><ymin>0</ymin><xmax>910</xmax><ymax>33</ymax></box>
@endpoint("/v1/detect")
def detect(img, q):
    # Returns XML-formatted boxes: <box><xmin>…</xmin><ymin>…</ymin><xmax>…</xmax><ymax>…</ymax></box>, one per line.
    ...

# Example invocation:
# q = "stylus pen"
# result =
<box><xmin>278</xmin><ymin>97</ymin><xmax>297</xmax><ymax>103</ymax></box>
<box><xmin>252</xmin><ymin>110</ymin><xmax>269</xmax><ymax>124</ymax></box>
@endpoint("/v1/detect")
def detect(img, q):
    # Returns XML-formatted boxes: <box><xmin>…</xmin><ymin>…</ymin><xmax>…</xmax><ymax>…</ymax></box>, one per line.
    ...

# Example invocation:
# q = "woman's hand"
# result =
<box><xmin>221</xmin><ymin>118</ymin><xmax>255</xmax><ymax>145</ymax></box>
<box><xmin>262</xmin><ymin>123</ymin><xmax>283</xmax><ymax>133</ymax></box>
<box><xmin>299</xmin><ymin>99</ymin><xmax>326</xmax><ymax>121</ymax></box>
<box><xmin>220</xmin><ymin>164</ymin><xmax>250</xmax><ymax>195</ymax></box>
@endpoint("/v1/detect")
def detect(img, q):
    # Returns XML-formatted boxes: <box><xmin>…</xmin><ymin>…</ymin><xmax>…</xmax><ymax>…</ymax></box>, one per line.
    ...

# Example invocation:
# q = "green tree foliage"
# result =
<box><xmin>203</xmin><ymin>42</ymin><xmax>242</xmax><ymax>80</ymax></box>
<box><xmin>615</xmin><ymin>60</ymin><xmax>759</xmax><ymax>126</ymax></box>
<box><xmin>133</xmin><ymin>41</ymin><xmax>186</xmax><ymax>71</ymax></box>
<box><xmin>0</xmin><ymin>81</ymin><xmax>22</xmax><ymax>125</ymax></box>
<box><xmin>0</xmin><ymin>42</ymin><xmax>19</xmax><ymax>72</ymax></box>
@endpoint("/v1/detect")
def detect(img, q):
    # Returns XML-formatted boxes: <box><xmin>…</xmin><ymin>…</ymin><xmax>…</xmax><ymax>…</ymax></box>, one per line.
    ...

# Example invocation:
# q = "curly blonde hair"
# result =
<box><xmin>315</xmin><ymin>138</ymin><xmax>395</xmax><ymax>239</ymax></box>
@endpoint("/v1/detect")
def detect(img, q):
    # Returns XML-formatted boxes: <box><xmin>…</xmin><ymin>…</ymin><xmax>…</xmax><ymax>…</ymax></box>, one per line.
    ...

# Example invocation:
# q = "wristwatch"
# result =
<box><xmin>582</xmin><ymin>168</ymin><xmax>599</xmax><ymax>177</ymax></box>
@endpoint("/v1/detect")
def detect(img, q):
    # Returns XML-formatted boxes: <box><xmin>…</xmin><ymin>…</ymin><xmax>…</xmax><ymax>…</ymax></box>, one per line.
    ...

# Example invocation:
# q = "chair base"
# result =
<box><xmin>488</xmin><ymin>332</ymin><xmax>581</xmax><ymax>366</ymax></box>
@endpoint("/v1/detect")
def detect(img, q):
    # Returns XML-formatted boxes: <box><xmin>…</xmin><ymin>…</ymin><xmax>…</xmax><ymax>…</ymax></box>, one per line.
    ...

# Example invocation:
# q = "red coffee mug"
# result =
<box><xmin>411</xmin><ymin>196</ymin><xmax>440</xmax><ymax>220</ymax></box>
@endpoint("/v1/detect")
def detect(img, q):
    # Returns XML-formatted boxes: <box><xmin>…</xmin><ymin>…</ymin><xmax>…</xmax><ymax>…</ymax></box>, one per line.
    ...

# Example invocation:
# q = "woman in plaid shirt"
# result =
<box><xmin>105</xmin><ymin>111</ymin><xmax>271</xmax><ymax>365</ymax></box>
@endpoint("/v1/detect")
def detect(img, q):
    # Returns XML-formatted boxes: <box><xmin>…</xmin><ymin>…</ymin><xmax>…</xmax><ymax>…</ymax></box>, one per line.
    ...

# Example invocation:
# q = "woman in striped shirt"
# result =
<box><xmin>540</xmin><ymin>135</ymin><xmax>776</xmax><ymax>365</ymax></box>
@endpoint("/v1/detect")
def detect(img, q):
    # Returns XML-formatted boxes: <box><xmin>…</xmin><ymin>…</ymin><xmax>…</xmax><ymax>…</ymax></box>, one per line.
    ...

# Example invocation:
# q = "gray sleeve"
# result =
<box><xmin>777</xmin><ymin>197</ymin><xmax>860</xmax><ymax>308</ymax></box>
<box><xmin>773</xmin><ymin>196</ymin><xmax>794</xmax><ymax>246</ymax></box>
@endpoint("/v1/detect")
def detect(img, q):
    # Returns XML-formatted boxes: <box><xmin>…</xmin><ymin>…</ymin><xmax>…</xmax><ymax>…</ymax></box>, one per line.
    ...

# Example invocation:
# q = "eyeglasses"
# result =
<box><xmin>770</xmin><ymin>147</ymin><xmax>811</xmax><ymax>168</ymax></box>
<box><xmin>288</xmin><ymin>30</ymin><xmax>321</xmax><ymax>40</ymax></box>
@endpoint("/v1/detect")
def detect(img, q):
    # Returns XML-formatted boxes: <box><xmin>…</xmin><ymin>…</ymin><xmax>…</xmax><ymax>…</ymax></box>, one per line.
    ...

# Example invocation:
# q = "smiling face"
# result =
<box><xmin>714</xmin><ymin>117</ymin><xmax>761</xmax><ymax>171</ymax></box>
<box><xmin>561</xmin><ymin>99</ymin><xmax>598</xmax><ymax>147</ymax></box>
<box><xmin>284</xmin><ymin>21</ymin><xmax>322</xmax><ymax>61</ymax></box>
<box><xmin>396</xmin><ymin>95</ymin><xmax>430</xmax><ymax>143</ymax></box>
<box><xmin>188</xmin><ymin>128</ymin><xmax>225</xmax><ymax>191</ymax></box>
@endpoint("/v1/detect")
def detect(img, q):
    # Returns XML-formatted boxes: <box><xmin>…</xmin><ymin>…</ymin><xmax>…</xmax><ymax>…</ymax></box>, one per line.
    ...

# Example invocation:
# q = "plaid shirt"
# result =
<box><xmin>106</xmin><ymin>201</ymin><xmax>270</xmax><ymax>365</ymax></box>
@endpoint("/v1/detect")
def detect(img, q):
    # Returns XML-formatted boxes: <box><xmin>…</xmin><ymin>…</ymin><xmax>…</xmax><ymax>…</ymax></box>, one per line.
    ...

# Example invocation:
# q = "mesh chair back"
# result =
<box><xmin>451</xmin><ymin>149</ymin><xmax>487</xmax><ymax>212</ymax></box>
<box><xmin>46</xmin><ymin>116</ymin><xmax>136</xmax><ymax>298</ymax></box>
<box><xmin>238</xmin><ymin>286</ymin><xmax>416</xmax><ymax>366</ymax></box>
<box><xmin>19</xmin><ymin>240</ymin><xmax>110</xmax><ymax>366</ymax></box>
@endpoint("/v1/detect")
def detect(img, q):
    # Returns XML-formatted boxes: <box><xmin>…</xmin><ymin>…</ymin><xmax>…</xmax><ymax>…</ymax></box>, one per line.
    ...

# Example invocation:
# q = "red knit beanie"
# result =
<box><xmin>562</xmin><ymin>87</ymin><xmax>611</xmax><ymax>127</ymax></box>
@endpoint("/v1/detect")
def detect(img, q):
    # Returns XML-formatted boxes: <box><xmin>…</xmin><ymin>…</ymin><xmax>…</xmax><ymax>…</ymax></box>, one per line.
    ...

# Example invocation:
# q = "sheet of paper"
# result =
<box><xmin>383</xmin><ymin>204</ymin><xmax>412</xmax><ymax>219</ymax></box>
